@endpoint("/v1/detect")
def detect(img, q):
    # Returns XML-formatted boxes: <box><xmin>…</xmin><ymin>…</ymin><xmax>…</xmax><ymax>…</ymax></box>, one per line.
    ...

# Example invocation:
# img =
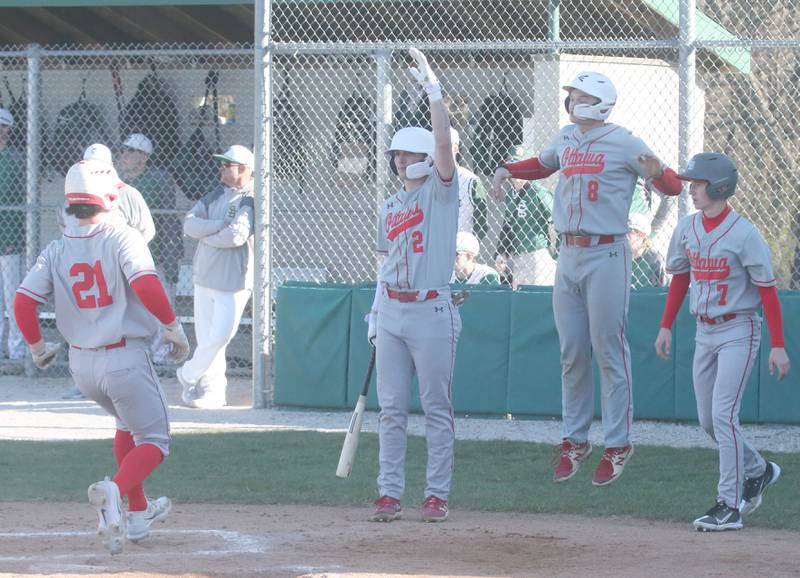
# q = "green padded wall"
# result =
<box><xmin>758</xmin><ymin>292</ymin><xmax>800</xmax><ymax>423</ymax></box>
<box><xmin>275</xmin><ymin>284</ymin><xmax>800</xmax><ymax>424</ymax></box>
<box><xmin>506</xmin><ymin>287</ymin><xmax>563</xmax><ymax>415</ymax></box>
<box><xmin>274</xmin><ymin>284</ymin><xmax>352</xmax><ymax>408</ymax></box>
<box><xmin>451</xmin><ymin>286</ymin><xmax>511</xmax><ymax>414</ymax></box>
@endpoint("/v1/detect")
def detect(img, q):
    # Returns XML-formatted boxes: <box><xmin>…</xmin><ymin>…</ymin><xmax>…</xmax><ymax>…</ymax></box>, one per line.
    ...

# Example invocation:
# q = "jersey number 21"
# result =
<box><xmin>70</xmin><ymin>261</ymin><xmax>113</xmax><ymax>309</ymax></box>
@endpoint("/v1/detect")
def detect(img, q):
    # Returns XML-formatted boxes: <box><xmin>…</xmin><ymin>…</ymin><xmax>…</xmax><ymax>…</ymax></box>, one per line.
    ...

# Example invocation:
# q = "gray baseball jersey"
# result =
<box><xmin>377</xmin><ymin>168</ymin><xmax>459</xmax><ymax>290</ymax></box>
<box><xmin>665</xmin><ymin>209</ymin><xmax>776</xmax><ymax>319</ymax></box>
<box><xmin>17</xmin><ymin>222</ymin><xmax>160</xmax><ymax>348</ymax></box>
<box><xmin>665</xmin><ymin>208</ymin><xmax>775</xmax><ymax>508</ymax></box>
<box><xmin>184</xmin><ymin>181</ymin><xmax>255</xmax><ymax>292</ymax></box>
<box><xmin>540</xmin><ymin>123</ymin><xmax>655</xmax><ymax>236</ymax></box>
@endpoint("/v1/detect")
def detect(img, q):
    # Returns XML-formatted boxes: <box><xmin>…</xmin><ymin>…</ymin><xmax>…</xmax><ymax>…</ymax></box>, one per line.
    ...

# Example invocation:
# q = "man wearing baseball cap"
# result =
<box><xmin>178</xmin><ymin>144</ymin><xmax>255</xmax><ymax>409</ymax></box>
<box><xmin>451</xmin><ymin>231</ymin><xmax>500</xmax><ymax>285</ymax></box>
<box><xmin>0</xmin><ymin>107</ymin><xmax>25</xmax><ymax>371</ymax></box>
<box><xmin>117</xmin><ymin>133</ymin><xmax>182</xmax><ymax>364</ymax></box>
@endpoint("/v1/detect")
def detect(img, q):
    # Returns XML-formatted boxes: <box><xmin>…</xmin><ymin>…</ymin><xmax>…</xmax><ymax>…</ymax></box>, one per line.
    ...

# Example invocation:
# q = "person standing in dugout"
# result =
<box><xmin>492</xmin><ymin>72</ymin><xmax>683</xmax><ymax>486</ymax></box>
<box><xmin>655</xmin><ymin>152</ymin><xmax>789</xmax><ymax>532</ymax></box>
<box><xmin>177</xmin><ymin>144</ymin><xmax>255</xmax><ymax>409</ymax></box>
<box><xmin>13</xmin><ymin>160</ymin><xmax>190</xmax><ymax>554</ymax></box>
<box><xmin>366</xmin><ymin>48</ymin><xmax>461</xmax><ymax>522</ymax></box>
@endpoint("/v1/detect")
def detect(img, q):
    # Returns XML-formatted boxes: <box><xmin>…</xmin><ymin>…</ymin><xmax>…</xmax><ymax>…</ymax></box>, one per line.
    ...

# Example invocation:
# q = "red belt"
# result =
<box><xmin>699</xmin><ymin>314</ymin><xmax>736</xmax><ymax>325</ymax></box>
<box><xmin>562</xmin><ymin>234</ymin><xmax>616</xmax><ymax>247</ymax></box>
<box><xmin>72</xmin><ymin>337</ymin><xmax>127</xmax><ymax>351</ymax></box>
<box><xmin>386</xmin><ymin>289</ymin><xmax>439</xmax><ymax>303</ymax></box>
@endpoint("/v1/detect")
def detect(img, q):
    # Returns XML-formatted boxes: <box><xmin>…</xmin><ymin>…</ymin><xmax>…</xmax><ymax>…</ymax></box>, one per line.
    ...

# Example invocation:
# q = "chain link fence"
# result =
<box><xmin>0</xmin><ymin>0</ymin><xmax>798</xmax><ymax>390</ymax></box>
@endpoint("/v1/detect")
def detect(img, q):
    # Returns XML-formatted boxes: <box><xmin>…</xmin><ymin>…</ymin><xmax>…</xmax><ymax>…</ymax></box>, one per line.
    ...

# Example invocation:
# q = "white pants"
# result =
<box><xmin>0</xmin><ymin>254</ymin><xmax>25</xmax><ymax>360</ymax></box>
<box><xmin>181</xmin><ymin>285</ymin><xmax>251</xmax><ymax>393</ymax></box>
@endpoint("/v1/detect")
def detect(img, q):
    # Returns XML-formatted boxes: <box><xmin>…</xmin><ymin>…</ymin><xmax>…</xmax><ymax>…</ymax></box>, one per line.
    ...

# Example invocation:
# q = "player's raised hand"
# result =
<box><xmin>768</xmin><ymin>347</ymin><xmax>790</xmax><ymax>381</ymax></box>
<box><xmin>638</xmin><ymin>153</ymin><xmax>664</xmax><ymax>180</ymax></box>
<box><xmin>29</xmin><ymin>340</ymin><xmax>61</xmax><ymax>370</ymax></box>
<box><xmin>654</xmin><ymin>328</ymin><xmax>672</xmax><ymax>360</ymax></box>
<box><xmin>491</xmin><ymin>167</ymin><xmax>511</xmax><ymax>202</ymax></box>
<box><xmin>408</xmin><ymin>48</ymin><xmax>438</xmax><ymax>87</ymax></box>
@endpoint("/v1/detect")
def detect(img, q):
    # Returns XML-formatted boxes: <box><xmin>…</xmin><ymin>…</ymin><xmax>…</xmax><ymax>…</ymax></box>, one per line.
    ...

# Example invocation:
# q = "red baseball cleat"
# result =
<box><xmin>553</xmin><ymin>439</ymin><xmax>593</xmax><ymax>482</ymax></box>
<box><xmin>592</xmin><ymin>444</ymin><xmax>635</xmax><ymax>486</ymax></box>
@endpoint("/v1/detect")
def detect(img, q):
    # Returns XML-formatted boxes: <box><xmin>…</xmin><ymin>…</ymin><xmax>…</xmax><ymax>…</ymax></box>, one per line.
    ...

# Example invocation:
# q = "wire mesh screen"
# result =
<box><xmin>0</xmin><ymin>0</ymin><xmax>798</xmax><ymax>383</ymax></box>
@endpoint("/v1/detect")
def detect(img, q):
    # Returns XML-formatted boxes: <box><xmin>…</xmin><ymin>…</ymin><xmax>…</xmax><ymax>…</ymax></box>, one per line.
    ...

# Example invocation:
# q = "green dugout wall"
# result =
<box><xmin>274</xmin><ymin>283</ymin><xmax>800</xmax><ymax>424</ymax></box>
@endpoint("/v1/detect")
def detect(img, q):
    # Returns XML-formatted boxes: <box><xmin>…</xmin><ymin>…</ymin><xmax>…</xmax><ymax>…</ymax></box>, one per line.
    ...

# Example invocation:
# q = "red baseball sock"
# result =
<box><xmin>113</xmin><ymin>430</ymin><xmax>147</xmax><ymax>510</ymax></box>
<box><xmin>113</xmin><ymin>439</ymin><xmax>163</xmax><ymax>512</ymax></box>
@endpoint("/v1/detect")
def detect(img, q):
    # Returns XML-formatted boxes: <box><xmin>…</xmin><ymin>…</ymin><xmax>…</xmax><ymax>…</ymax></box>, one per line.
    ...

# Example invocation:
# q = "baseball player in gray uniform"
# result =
<box><xmin>655</xmin><ymin>152</ymin><xmax>790</xmax><ymax>531</ymax></box>
<box><xmin>14</xmin><ymin>159</ymin><xmax>189</xmax><ymax>554</ymax></box>
<box><xmin>492</xmin><ymin>72</ymin><xmax>683</xmax><ymax>486</ymax></box>
<box><xmin>366</xmin><ymin>48</ymin><xmax>461</xmax><ymax>523</ymax></box>
<box><xmin>59</xmin><ymin>144</ymin><xmax>157</xmax><ymax>400</ymax></box>
<box><xmin>177</xmin><ymin>144</ymin><xmax>254</xmax><ymax>409</ymax></box>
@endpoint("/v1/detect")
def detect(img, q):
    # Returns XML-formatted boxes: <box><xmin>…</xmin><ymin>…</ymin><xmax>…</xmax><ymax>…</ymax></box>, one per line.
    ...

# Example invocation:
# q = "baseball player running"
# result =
<box><xmin>492</xmin><ymin>72</ymin><xmax>683</xmax><ymax>486</ymax></box>
<box><xmin>655</xmin><ymin>152</ymin><xmax>789</xmax><ymax>531</ymax></box>
<box><xmin>14</xmin><ymin>160</ymin><xmax>189</xmax><ymax>554</ymax></box>
<box><xmin>366</xmin><ymin>48</ymin><xmax>461</xmax><ymax>523</ymax></box>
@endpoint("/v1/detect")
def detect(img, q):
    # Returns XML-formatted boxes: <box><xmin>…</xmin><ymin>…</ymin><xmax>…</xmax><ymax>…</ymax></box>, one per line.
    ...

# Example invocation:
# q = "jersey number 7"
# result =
<box><xmin>70</xmin><ymin>261</ymin><xmax>114</xmax><ymax>309</ymax></box>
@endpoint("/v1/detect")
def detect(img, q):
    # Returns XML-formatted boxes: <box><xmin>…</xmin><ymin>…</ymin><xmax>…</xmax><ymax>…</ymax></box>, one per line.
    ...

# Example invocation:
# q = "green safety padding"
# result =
<box><xmin>347</xmin><ymin>284</ymin><xmax>424</xmax><ymax>412</ymax></box>
<box><xmin>627</xmin><ymin>289</ymin><xmax>675</xmax><ymax>419</ymax></box>
<box><xmin>758</xmin><ymin>292</ymin><xmax>800</xmax><ymax>423</ymax></box>
<box><xmin>451</xmin><ymin>286</ymin><xmax>511</xmax><ymax>414</ymax></box>
<box><xmin>274</xmin><ymin>284</ymin><xmax>352</xmax><ymax>408</ymax></box>
<box><xmin>673</xmin><ymin>301</ymin><xmax>760</xmax><ymax>422</ymax></box>
<box><xmin>507</xmin><ymin>288</ymin><xmax>562</xmax><ymax>416</ymax></box>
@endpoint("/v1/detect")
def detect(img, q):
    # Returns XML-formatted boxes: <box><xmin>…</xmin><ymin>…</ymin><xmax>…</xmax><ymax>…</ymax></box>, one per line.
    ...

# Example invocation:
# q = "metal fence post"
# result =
<box><xmin>252</xmin><ymin>0</ymin><xmax>272</xmax><ymax>408</ymax></box>
<box><xmin>23</xmin><ymin>44</ymin><xmax>41</xmax><ymax>378</ymax></box>
<box><xmin>678</xmin><ymin>0</ymin><xmax>697</xmax><ymax>219</ymax></box>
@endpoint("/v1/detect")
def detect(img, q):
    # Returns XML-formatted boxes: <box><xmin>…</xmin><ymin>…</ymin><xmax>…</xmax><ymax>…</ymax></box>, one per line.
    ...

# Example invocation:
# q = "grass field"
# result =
<box><xmin>1</xmin><ymin>431</ymin><xmax>797</xmax><ymax>531</ymax></box>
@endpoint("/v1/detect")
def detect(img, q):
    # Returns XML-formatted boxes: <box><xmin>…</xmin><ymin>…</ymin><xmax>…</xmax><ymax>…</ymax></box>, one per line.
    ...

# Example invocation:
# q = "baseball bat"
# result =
<box><xmin>336</xmin><ymin>346</ymin><xmax>376</xmax><ymax>478</ymax></box>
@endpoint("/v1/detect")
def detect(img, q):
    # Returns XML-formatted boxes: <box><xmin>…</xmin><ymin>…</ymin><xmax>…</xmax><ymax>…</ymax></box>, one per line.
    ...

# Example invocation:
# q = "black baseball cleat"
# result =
<box><xmin>740</xmin><ymin>461</ymin><xmax>781</xmax><ymax>516</ymax></box>
<box><xmin>693</xmin><ymin>500</ymin><xmax>743</xmax><ymax>532</ymax></box>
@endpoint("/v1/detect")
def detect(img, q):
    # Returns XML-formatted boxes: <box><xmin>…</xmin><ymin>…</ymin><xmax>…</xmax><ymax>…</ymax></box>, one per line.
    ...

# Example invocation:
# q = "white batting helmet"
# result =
<box><xmin>64</xmin><ymin>159</ymin><xmax>122</xmax><ymax>211</ymax></box>
<box><xmin>456</xmin><ymin>231</ymin><xmax>480</xmax><ymax>256</ymax></box>
<box><xmin>387</xmin><ymin>127</ymin><xmax>435</xmax><ymax>176</ymax></box>
<box><xmin>563</xmin><ymin>72</ymin><xmax>617</xmax><ymax>121</ymax></box>
<box><xmin>83</xmin><ymin>143</ymin><xmax>113</xmax><ymax>165</ymax></box>
<box><xmin>0</xmin><ymin>107</ymin><xmax>14</xmax><ymax>127</ymax></box>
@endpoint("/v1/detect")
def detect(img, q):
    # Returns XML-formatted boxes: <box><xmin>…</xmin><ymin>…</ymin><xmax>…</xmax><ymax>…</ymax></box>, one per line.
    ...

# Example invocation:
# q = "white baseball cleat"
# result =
<box><xmin>87</xmin><ymin>477</ymin><xmax>126</xmax><ymax>555</ymax></box>
<box><xmin>128</xmin><ymin>496</ymin><xmax>172</xmax><ymax>542</ymax></box>
<box><xmin>176</xmin><ymin>367</ymin><xmax>198</xmax><ymax>407</ymax></box>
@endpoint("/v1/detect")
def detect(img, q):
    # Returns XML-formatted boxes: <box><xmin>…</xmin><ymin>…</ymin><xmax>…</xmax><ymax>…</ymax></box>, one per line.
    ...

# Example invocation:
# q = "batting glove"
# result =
<box><xmin>163</xmin><ymin>320</ymin><xmax>190</xmax><ymax>364</ymax></box>
<box><xmin>29</xmin><ymin>340</ymin><xmax>60</xmax><ymax>370</ymax></box>
<box><xmin>365</xmin><ymin>310</ymin><xmax>377</xmax><ymax>346</ymax></box>
<box><xmin>408</xmin><ymin>48</ymin><xmax>442</xmax><ymax>102</ymax></box>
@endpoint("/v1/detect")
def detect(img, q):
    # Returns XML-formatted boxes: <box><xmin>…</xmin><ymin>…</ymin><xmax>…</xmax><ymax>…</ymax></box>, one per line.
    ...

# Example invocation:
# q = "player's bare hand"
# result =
<box><xmin>768</xmin><ymin>347</ymin><xmax>790</xmax><ymax>381</ymax></box>
<box><xmin>30</xmin><ymin>340</ymin><xmax>60</xmax><ymax>370</ymax></box>
<box><xmin>638</xmin><ymin>153</ymin><xmax>664</xmax><ymax>180</ymax></box>
<box><xmin>163</xmin><ymin>320</ymin><xmax>190</xmax><ymax>364</ymax></box>
<box><xmin>492</xmin><ymin>167</ymin><xmax>511</xmax><ymax>202</ymax></box>
<box><xmin>654</xmin><ymin>328</ymin><xmax>672</xmax><ymax>360</ymax></box>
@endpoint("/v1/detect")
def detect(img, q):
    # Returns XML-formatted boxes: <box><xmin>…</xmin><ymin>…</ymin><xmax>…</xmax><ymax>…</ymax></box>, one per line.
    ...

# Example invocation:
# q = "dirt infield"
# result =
<box><xmin>0</xmin><ymin>502</ymin><xmax>798</xmax><ymax>578</ymax></box>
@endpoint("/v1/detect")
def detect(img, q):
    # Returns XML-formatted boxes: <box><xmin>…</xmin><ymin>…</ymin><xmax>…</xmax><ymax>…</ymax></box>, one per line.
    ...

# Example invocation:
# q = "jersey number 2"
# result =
<box><xmin>411</xmin><ymin>231</ymin><xmax>424</xmax><ymax>253</ymax></box>
<box><xmin>70</xmin><ymin>261</ymin><xmax>113</xmax><ymax>309</ymax></box>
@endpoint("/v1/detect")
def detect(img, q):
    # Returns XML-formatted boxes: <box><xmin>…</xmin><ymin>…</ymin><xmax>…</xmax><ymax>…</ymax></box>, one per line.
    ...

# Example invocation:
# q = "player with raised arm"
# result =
<box><xmin>366</xmin><ymin>48</ymin><xmax>461</xmax><ymax>523</ymax></box>
<box><xmin>14</xmin><ymin>160</ymin><xmax>189</xmax><ymax>554</ymax></box>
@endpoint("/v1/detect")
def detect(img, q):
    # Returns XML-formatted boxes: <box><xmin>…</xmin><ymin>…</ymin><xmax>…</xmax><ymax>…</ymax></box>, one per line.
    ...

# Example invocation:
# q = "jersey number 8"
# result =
<box><xmin>588</xmin><ymin>180</ymin><xmax>599</xmax><ymax>202</ymax></box>
<box><xmin>70</xmin><ymin>261</ymin><xmax>114</xmax><ymax>309</ymax></box>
